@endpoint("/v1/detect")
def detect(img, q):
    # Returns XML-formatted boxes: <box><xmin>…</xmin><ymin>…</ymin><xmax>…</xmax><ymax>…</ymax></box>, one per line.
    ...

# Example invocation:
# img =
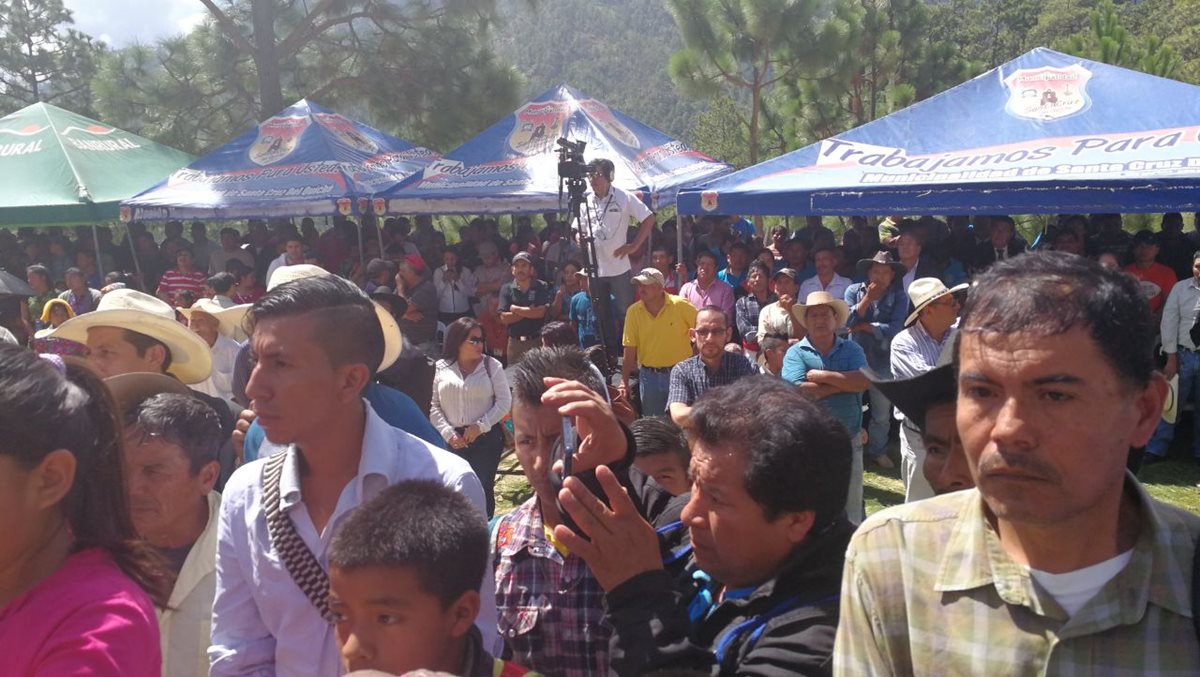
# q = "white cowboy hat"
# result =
<box><xmin>904</xmin><ymin>278</ymin><xmax>969</xmax><ymax>327</ymax></box>
<box><xmin>791</xmin><ymin>291</ymin><xmax>850</xmax><ymax>329</ymax></box>
<box><xmin>265</xmin><ymin>264</ymin><xmax>403</xmax><ymax>371</ymax></box>
<box><xmin>179</xmin><ymin>298</ymin><xmax>251</xmax><ymax>340</ymax></box>
<box><xmin>50</xmin><ymin>288</ymin><xmax>213</xmax><ymax>384</ymax></box>
<box><xmin>1163</xmin><ymin>373</ymin><xmax>1179</xmax><ymax>425</ymax></box>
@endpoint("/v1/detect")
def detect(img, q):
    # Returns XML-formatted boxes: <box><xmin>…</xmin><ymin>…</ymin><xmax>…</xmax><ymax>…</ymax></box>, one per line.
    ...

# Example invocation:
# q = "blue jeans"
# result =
<box><xmin>592</xmin><ymin>271</ymin><xmax>634</xmax><ymax>352</ymax></box>
<box><xmin>865</xmin><ymin>385</ymin><xmax>892</xmax><ymax>459</ymax></box>
<box><xmin>639</xmin><ymin>367</ymin><xmax>671</xmax><ymax>417</ymax></box>
<box><xmin>1148</xmin><ymin>349</ymin><xmax>1200</xmax><ymax>458</ymax></box>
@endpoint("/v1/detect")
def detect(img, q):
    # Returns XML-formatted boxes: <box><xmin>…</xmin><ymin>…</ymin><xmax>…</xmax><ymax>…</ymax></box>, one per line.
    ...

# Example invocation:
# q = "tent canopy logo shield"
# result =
<box><xmin>508</xmin><ymin>101</ymin><xmax>569</xmax><ymax>156</ymax></box>
<box><xmin>314</xmin><ymin>113</ymin><xmax>378</xmax><ymax>154</ymax></box>
<box><xmin>581</xmin><ymin>99</ymin><xmax>639</xmax><ymax>149</ymax></box>
<box><xmin>1004</xmin><ymin>64</ymin><xmax>1092</xmax><ymax>121</ymax></box>
<box><xmin>249</xmin><ymin>115</ymin><xmax>310</xmax><ymax>166</ymax></box>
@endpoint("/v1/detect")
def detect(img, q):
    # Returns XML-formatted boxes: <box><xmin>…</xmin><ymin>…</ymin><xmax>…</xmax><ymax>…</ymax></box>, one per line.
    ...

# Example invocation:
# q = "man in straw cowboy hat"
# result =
<box><xmin>845</xmin><ymin>250</ymin><xmax>910</xmax><ymax>470</ymax></box>
<box><xmin>179</xmin><ymin>298</ymin><xmax>250</xmax><ymax>403</ymax></box>
<box><xmin>210</xmin><ymin>271</ymin><xmax>496</xmax><ymax>677</ymax></box>
<box><xmin>890</xmin><ymin>276</ymin><xmax>967</xmax><ymax>501</ymax></box>
<box><xmin>781</xmin><ymin>290</ymin><xmax>869</xmax><ymax>522</ymax></box>
<box><xmin>50</xmin><ymin>287</ymin><xmax>239</xmax><ymax>488</ymax></box>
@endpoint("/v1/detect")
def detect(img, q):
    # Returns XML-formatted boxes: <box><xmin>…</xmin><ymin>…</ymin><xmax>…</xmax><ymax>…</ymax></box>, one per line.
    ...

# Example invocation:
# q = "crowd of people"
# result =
<box><xmin>1</xmin><ymin>159</ymin><xmax>1199</xmax><ymax>676</ymax></box>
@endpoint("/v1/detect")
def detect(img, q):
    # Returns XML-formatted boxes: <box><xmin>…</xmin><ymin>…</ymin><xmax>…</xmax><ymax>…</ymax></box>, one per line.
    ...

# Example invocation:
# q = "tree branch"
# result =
<box><xmin>196</xmin><ymin>0</ymin><xmax>256</xmax><ymax>54</ymax></box>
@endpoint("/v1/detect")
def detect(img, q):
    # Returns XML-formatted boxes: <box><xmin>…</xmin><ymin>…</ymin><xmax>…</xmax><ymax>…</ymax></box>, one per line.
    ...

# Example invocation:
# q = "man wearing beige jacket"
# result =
<box><xmin>110</xmin><ymin>374</ymin><xmax>224</xmax><ymax>677</ymax></box>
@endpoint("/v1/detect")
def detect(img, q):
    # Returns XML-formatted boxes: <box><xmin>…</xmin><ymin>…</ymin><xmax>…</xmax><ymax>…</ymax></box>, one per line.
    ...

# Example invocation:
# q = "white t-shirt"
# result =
<box><xmin>799</xmin><ymin>273</ymin><xmax>852</xmax><ymax>303</ymax></box>
<box><xmin>572</xmin><ymin>185</ymin><xmax>652</xmax><ymax>278</ymax></box>
<box><xmin>1029</xmin><ymin>549</ymin><xmax>1133</xmax><ymax>616</ymax></box>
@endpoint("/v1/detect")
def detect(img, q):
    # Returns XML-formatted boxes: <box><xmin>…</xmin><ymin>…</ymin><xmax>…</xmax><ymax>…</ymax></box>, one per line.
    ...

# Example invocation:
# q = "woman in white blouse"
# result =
<box><xmin>429</xmin><ymin>317</ymin><xmax>511</xmax><ymax>517</ymax></box>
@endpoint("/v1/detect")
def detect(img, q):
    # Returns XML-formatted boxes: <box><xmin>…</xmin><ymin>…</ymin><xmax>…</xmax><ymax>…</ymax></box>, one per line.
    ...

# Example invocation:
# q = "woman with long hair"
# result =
<box><xmin>0</xmin><ymin>345</ymin><xmax>168</xmax><ymax>674</ymax></box>
<box><xmin>429</xmin><ymin>317</ymin><xmax>511</xmax><ymax>518</ymax></box>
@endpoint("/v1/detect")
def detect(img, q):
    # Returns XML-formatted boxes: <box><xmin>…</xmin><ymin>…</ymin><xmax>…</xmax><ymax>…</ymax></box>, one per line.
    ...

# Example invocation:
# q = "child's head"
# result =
<box><xmin>631</xmin><ymin>416</ymin><xmax>691</xmax><ymax>495</ymax></box>
<box><xmin>328</xmin><ymin>480</ymin><xmax>488</xmax><ymax>675</ymax></box>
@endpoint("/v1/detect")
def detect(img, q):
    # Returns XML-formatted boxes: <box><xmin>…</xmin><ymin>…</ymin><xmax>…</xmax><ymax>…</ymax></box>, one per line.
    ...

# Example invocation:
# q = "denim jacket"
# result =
<box><xmin>844</xmin><ymin>281</ymin><xmax>908</xmax><ymax>371</ymax></box>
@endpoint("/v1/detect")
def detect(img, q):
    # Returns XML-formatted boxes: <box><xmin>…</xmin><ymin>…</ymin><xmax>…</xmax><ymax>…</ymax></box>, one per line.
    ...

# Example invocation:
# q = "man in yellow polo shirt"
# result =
<box><xmin>620</xmin><ymin>267</ymin><xmax>697</xmax><ymax>416</ymax></box>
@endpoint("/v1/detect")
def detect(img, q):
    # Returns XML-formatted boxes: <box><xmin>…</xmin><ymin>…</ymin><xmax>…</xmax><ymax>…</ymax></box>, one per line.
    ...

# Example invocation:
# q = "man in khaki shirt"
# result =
<box><xmin>835</xmin><ymin>252</ymin><xmax>1200</xmax><ymax>675</ymax></box>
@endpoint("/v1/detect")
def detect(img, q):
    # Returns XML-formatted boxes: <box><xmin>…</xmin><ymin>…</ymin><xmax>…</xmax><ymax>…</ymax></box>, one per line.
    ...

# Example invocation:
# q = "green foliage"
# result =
<box><xmin>0</xmin><ymin>0</ymin><xmax>104</xmax><ymax>116</ymax></box>
<box><xmin>1063</xmin><ymin>0</ymin><xmax>1179</xmax><ymax>78</ymax></box>
<box><xmin>92</xmin><ymin>0</ymin><xmax>522</xmax><ymax>155</ymax></box>
<box><xmin>687</xmin><ymin>95</ymin><xmax>752</xmax><ymax>168</ymax></box>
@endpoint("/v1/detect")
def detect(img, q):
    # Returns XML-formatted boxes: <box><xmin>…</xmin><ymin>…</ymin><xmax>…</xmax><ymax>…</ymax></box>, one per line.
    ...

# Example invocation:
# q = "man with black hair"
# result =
<box><xmin>116</xmin><ymin>385</ymin><xmax>224</xmax><ymax>677</ymax></box>
<box><xmin>836</xmin><ymin>252</ymin><xmax>1200</xmax><ymax>674</ymax></box>
<box><xmin>265</xmin><ymin>231</ymin><xmax>305</xmax><ymax>287</ymax></box>
<box><xmin>205</xmin><ymin>272</ymin><xmax>237</xmax><ymax>305</ymax></box>
<box><xmin>571</xmin><ymin>158</ymin><xmax>656</xmax><ymax>356</ymax></box>
<box><xmin>328</xmin><ymin>481</ymin><xmax>534</xmax><ymax>676</ymax></box>
<box><xmin>210</xmin><ymin>275</ymin><xmax>495</xmax><ymax>677</ymax></box>
<box><xmin>157</xmin><ymin>248</ymin><xmax>208</xmax><ymax>306</ymax></box>
<box><xmin>209</xmin><ymin>227</ymin><xmax>255</xmax><ymax>276</ymax></box>
<box><xmin>496</xmin><ymin>345</ymin><xmax>676</xmax><ymax>676</ymax></box>
<box><xmin>554</xmin><ymin>375</ymin><xmax>855</xmax><ymax>675</ymax></box>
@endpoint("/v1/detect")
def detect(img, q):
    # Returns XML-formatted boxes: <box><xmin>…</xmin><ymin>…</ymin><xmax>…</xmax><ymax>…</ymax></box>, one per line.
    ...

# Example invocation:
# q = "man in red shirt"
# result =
<box><xmin>156</xmin><ymin>248</ymin><xmax>209</xmax><ymax>307</ymax></box>
<box><xmin>1123</xmin><ymin>230</ymin><xmax>1177</xmax><ymax>319</ymax></box>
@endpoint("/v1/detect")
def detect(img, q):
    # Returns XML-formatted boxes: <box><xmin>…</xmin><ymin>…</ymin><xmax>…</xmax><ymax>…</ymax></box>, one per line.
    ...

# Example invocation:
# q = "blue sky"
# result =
<box><xmin>64</xmin><ymin>0</ymin><xmax>208</xmax><ymax>47</ymax></box>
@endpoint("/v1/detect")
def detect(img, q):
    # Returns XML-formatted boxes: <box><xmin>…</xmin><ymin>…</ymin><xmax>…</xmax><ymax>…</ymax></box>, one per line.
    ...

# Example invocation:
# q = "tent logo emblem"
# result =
<box><xmin>580</xmin><ymin>99</ymin><xmax>640</xmax><ymax>149</ymax></box>
<box><xmin>1004</xmin><ymin>65</ymin><xmax>1092</xmax><ymax>121</ymax></box>
<box><xmin>250</xmin><ymin>115</ymin><xmax>310</xmax><ymax>166</ymax></box>
<box><xmin>0</xmin><ymin>123</ymin><xmax>46</xmax><ymax>137</ymax></box>
<box><xmin>701</xmin><ymin>190</ymin><xmax>719</xmax><ymax>212</ymax></box>
<box><xmin>61</xmin><ymin>124</ymin><xmax>115</xmax><ymax>136</ymax></box>
<box><xmin>314</xmin><ymin>113</ymin><xmax>378</xmax><ymax>154</ymax></box>
<box><xmin>508</xmin><ymin>101</ymin><xmax>569</xmax><ymax>156</ymax></box>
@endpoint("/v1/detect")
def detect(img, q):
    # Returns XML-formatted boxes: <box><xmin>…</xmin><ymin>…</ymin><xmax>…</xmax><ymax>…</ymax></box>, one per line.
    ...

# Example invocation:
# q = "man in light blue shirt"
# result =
<box><xmin>209</xmin><ymin>275</ymin><xmax>496</xmax><ymax>677</ymax></box>
<box><xmin>782</xmin><ymin>291</ymin><xmax>868</xmax><ymax>522</ymax></box>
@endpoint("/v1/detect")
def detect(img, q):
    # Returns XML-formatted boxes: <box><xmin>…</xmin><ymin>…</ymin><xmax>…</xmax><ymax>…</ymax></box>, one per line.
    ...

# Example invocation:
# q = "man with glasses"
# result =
<box><xmin>891</xmin><ymin>277</ymin><xmax>966</xmax><ymax>501</ymax></box>
<box><xmin>667</xmin><ymin>306</ymin><xmax>755</xmax><ymax>425</ymax></box>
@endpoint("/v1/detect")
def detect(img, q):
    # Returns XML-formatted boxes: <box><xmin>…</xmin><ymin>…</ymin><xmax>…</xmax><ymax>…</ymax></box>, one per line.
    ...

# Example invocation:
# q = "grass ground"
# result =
<box><xmin>493</xmin><ymin>445</ymin><xmax>1200</xmax><ymax>518</ymax></box>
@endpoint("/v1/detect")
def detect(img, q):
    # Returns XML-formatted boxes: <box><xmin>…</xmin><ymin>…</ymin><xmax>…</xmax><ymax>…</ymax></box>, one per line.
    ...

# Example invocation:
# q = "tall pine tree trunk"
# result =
<box><xmin>251</xmin><ymin>0</ymin><xmax>284</xmax><ymax>120</ymax></box>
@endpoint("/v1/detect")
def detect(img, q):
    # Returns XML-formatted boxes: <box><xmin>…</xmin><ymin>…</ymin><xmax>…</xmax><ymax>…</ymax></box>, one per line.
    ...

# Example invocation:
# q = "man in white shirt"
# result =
<box><xmin>572</xmin><ymin>158</ymin><xmax>656</xmax><ymax>354</ymax></box>
<box><xmin>265</xmin><ymin>232</ymin><xmax>306</xmax><ymax>287</ymax></box>
<box><xmin>799</xmin><ymin>246</ymin><xmax>852</xmax><ymax>302</ymax></box>
<box><xmin>433</xmin><ymin>248</ymin><xmax>477</xmax><ymax>324</ymax></box>
<box><xmin>209</xmin><ymin>275</ymin><xmax>495</xmax><ymax>677</ymax></box>
<box><xmin>181</xmin><ymin>298</ymin><xmax>248</xmax><ymax>403</ymax></box>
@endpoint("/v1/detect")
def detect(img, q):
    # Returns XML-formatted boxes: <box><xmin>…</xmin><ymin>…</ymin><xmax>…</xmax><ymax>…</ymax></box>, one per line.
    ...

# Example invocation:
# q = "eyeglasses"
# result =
<box><xmin>466</xmin><ymin>336</ymin><xmax>485</xmax><ymax>345</ymax></box>
<box><xmin>694</xmin><ymin>328</ymin><xmax>727</xmax><ymax>338</ymax></box>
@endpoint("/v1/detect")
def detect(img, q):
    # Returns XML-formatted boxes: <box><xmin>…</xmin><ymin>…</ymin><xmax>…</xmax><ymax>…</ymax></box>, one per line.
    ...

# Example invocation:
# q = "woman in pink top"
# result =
<box><xmin>0</xmin><ymin>347</ymin><xmax>170</xmax><ymax>676</ymax></box>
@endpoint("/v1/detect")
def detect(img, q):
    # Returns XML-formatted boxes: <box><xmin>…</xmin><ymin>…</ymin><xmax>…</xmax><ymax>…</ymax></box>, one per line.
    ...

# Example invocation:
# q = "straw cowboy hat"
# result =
<box><xmin>855</xmin><ymin>250</ymin><xmax>908</xmax><ymax>279</ymax></box>
<box><xmin>1163</xmin><ymin>373</ymin><xmax>1180</xmax><ymax>425</ymax></box>
<box><xmin>104</xmin><ymin>372</ymin><xmax>191</xmax><ymax>420</ymax></box>
<box><xmin>179</xmin><ymin>298</ymin><xmax>251</xmax><ymax>340</ymax></box>
<box><xmin>904</xmin><ymin>277</ymin><xmax>969</xmax><ymax>328</ymax></box>
<box><xmin>50</xmin><ymin>288</ymin><xmax>213</xmax><ymax>384</ymax></box>
<box><xmin>266</xmin><ymin>264</ymin><xmax>403</xmax><ymax>371</ymax></box>
<box><xmin>791</xmin><ymin>291</ymin><xmax>850</xmax><ymax>329</ymax></box>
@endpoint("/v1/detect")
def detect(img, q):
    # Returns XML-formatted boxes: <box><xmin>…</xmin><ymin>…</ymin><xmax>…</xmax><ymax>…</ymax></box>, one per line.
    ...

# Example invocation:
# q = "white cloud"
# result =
<box><xmin>64</xmin><ymin>0</ymin><xmax>209</xmax><ymax>47</ymax></box>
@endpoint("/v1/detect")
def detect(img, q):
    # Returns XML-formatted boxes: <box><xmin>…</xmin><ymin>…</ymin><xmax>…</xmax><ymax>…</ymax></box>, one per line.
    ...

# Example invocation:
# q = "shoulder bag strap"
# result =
<box><xmin>262</xmin><ymin>450</ymin><xmax>334</xmax><ymax>621</ymax></box>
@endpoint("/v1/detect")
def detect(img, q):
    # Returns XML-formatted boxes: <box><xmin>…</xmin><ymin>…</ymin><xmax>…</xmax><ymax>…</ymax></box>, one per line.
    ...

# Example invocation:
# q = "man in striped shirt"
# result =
<box><xmin>835</xmin><ymin>252</ymin><xmax>1200</xmax><ymax>675</ymax></box>
<box><xmin>890</xmin><ymin>277</ymin><xmax>965</xmax><ymax>501</ymax></box>
<box><xmin>157</xmin><ymin>248</ymin><xmax>209</xmax><ymax>307</ymax></box>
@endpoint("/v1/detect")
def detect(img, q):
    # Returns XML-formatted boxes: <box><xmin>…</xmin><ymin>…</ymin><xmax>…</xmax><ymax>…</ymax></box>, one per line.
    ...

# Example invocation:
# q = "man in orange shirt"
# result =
<box><xmin>1123</xmin><ymin>230</ymin><xmax>1177</xmax><ymax>319</ymax></box>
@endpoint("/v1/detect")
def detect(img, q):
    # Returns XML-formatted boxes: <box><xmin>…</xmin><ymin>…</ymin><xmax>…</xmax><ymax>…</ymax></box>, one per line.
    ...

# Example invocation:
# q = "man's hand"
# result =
<box><xmin>231</xmin><ymin>409</ymin><xmax>256</xmax><ymax>466</ymax></box>
<box><xmin>1164</xmin><ymin>353</ymin><xmax>1179</xmax><ymax>380</ymax></box>
<box><xmin>541</xmin><ymin>377</ymin><xmax>627</xmax><ymax>472</ymax></box>
<box><xmin>864</xmin><ymin>280</ymin><xmax>886</xmax><ymax>302</ymax></box>
<box><xmin>553</xmin><ymin>468</ymin><xmax>662</xmax><ymax>591</ymax></box>
<box><xmin>615</xmin><ymin>243</ymin><xmax>641</xmax><ymax>259</ymax></box>
<box><xmin>806</xmin><ymin>369</ymin><xmax>834</xmax><ymax>385</ymax></box>
<box><xmin>449</xmin><ymin>433</ymin><xmax>467</xmax><ymax>450</ymax></box>
<box><xmin>848</xmin><ymin>322</ymin><xmax>874</xmax><ymax>335</ymax></box>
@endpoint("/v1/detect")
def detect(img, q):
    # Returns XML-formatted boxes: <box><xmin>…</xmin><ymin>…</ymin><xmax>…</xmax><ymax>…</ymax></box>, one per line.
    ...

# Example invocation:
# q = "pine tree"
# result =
<box><xmin>0</xmin><ymin>0</ymin><xmax>104</xmax><ymax>116</ymax></box>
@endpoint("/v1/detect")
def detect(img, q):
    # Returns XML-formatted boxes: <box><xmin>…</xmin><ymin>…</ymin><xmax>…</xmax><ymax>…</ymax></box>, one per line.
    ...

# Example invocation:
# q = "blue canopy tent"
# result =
<box><xmin>123</xmin><ymin>99</ymin><xmax>439</xmax><ymax>221</ymax></box>
<box><xmin>678</xmin><ymin>48</ymin><xmax>1200</xmax><ymax>216</ymax></box>
<box><xmin>380</xmin><ymin>84</ymin><xmax>732</xmax><ymax>215</ymax></box>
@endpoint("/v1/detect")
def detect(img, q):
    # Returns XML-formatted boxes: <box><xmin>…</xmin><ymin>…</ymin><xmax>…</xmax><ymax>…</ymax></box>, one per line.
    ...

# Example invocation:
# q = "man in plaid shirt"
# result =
<box><xmin>497</xmin><ymin>347</ymin><xmax>676</xmax><ymax>676</ymax></box>
<box><xmin>835</xmin><ymin>252</ymin><xmax>1200</xmax><ymax>674</ymax></box>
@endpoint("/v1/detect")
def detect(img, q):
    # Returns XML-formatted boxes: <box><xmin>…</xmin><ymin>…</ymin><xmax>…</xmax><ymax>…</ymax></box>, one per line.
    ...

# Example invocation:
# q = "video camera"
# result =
<box><xmin>556</xmin><ymin>137</ymin><xmax>597</xmax><ymax>181</ymax></box>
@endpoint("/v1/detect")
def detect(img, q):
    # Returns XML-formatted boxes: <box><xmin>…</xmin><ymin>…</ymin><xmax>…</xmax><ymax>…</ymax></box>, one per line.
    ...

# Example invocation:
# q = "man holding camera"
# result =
<box><xmin>571</xmin><ymin>158</ymin><xmax>657</xmax><ymax>356</ymax></box>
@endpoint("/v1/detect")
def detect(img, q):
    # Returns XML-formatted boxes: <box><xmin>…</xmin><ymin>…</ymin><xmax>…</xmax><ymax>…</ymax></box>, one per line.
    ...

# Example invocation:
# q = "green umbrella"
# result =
<box><xmin>0</xmin><ymin>102</ymin><xmax>193</xmax><ymax>226</ymax></box>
